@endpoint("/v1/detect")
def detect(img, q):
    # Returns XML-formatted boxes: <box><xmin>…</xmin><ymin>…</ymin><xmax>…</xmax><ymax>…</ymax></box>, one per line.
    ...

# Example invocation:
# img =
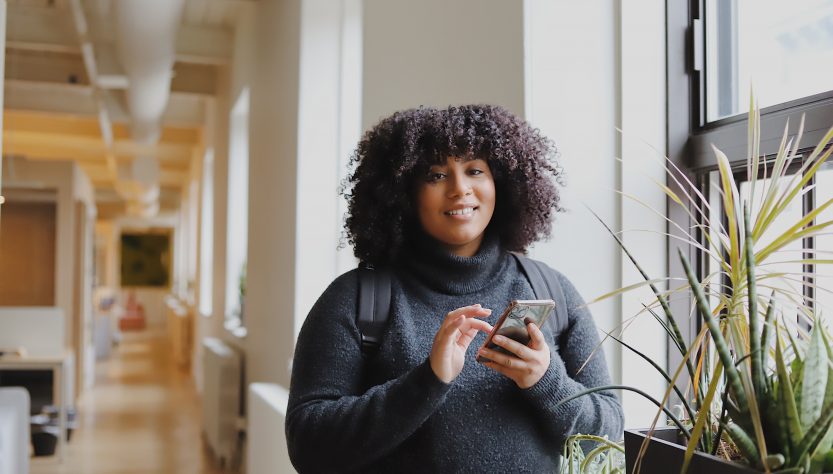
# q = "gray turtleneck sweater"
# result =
<box><xmin>286</xmin><ymin>236</ymin><xmax>624</xmax><ymax>473</ymax></box>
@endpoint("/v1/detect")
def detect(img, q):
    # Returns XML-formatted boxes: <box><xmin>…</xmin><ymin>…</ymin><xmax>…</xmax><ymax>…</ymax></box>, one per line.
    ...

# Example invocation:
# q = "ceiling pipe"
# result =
<box><xmin>111</xmin><ymin>0</ymin><xmax>185</xmax><ymax>216</ymax></box>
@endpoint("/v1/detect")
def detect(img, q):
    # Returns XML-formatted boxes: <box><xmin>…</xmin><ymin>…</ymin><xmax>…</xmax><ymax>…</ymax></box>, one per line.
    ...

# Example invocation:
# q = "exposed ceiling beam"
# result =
<box><xmin>4</xmin><ymin>80</ymin><xmax>207</xmax><ymax>127</ymax></box>
<box><xmin>84</xmin><ymin>163</ymin><xmax>187</xmax><ymax>188</ymax></box>
<box><xmin>6</xmin><ymin>4</ymin><xmax>233</xmax><ymax>66</ymax></box>
<box><xmin>4</xmin><ymin>49</ymin><xmax>218</xmax><ymax>95</ymax></box>
<box><xmin>4</xmin><ymin>111</ymin><xmax>201</xmax><ymax>144</ymax></box>
<box><xmin>5</xmin><ymin>130</ymin><xmax>194</xmax><ymax>165</ymax></box>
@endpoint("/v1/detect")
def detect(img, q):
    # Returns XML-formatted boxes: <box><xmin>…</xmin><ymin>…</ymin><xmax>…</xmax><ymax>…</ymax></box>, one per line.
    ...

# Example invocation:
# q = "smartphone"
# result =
<box><xmin>476</xmin><ymin>299</ymin><xmax>555</xmax><ymax>363</ymax></box>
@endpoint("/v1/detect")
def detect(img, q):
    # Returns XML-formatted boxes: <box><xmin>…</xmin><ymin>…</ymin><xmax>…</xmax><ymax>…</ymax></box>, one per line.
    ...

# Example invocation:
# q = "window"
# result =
<box><xmin>225</xmin><ymin>88</ymin><xmax>250</xmax><ymax>331</ymax></box>
<box><xmin>668</xmin><ymin>0</ymin><xmax>833</xmax><ymax>352</ymax></box>
<box><xmin>199</xmin><ymin>149</ymin><xmax>214</xmax><ymax>316</ymax></box>
<box><xmin>705</xmin><ymin>0</ymin><xmax>833</xmax><ymax>123</ymax></box>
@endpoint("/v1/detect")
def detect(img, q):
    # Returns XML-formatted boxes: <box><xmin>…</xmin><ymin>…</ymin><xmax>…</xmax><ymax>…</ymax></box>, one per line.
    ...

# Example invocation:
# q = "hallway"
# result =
<box><xmin>31</xmin><ymin>330</ymin><xmax>223</xmax><ymax>474</ymax></box>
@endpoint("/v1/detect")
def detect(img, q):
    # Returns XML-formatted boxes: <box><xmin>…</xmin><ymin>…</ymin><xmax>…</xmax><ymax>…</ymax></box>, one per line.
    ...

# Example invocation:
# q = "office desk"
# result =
<box><xmin>0</xmin><ymin>352</ymin><xmax>73</xmax><ymax>462</ymax></box>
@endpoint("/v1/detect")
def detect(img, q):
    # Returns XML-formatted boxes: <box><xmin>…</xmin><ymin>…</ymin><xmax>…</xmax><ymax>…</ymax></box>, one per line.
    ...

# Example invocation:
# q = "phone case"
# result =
<box><xmin>476</xmin><ymin>299</ymin><xmax>555</xmax><ymax>364</ymax></box>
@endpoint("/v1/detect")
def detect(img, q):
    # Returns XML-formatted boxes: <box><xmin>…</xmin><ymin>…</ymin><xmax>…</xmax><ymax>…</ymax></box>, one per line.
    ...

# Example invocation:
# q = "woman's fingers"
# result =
<box><xmin>477</xmin><ymin>323</ymin><xmax>551</xmax><ymax>389</ymax></box>
<box><xmin>438</xmin><ymin>305</ymin><xmax>491</xmax><ymax>339</ymax></box>
<box><xmin>477</xmin><ymin>347</ymin><xmax>528</xmax><ymax>370</ymax></box>
<box><xmin>457</xmin><ymin>320</ymin><xmax>492</xmax><ymax>346</ymax></box>
<box><xmin>488</xmin><ymin>334</ymin><xmax>532</xmax><ymax>360</ymax></box>
<box><xmin>527</xmin><ymin>322</ymin><xmax>546</xmax><ymax>350</ymax></box>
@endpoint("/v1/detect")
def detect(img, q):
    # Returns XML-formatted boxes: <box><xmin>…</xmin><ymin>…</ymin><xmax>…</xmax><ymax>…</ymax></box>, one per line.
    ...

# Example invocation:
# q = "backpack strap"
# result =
<box><xmin>357</xmin><ymin>263</ymin><xmax>391</xmax><ymax>356</ymax></box>
<box><xmin>510</xmin><ymin>253</ymin><xmax>569</xmax><ymax>336</ymax></box>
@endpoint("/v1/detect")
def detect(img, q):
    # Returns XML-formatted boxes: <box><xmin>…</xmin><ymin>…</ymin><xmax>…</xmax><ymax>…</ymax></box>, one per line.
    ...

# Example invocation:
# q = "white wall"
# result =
<box><xmin>525</xmin><ymin>0</ymin><xmax>668</xmax><ymax>428</ymax></box>
<box><xmin>362</xmin><ymin>0</ymin><xmax>525</xmax><ymax>128</ymax></box>
<box><xmin>618</xmin><ymin>0</ymin><xmax>668</xmax><ymax>429</ymax></box>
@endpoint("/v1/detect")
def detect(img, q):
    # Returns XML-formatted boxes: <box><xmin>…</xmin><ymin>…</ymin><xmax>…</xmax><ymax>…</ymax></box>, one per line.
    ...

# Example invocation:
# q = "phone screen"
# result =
<box><xmin>476</xmin><ymin>299</ymin><xmax>555</xmax><ymax>363</ymax></box>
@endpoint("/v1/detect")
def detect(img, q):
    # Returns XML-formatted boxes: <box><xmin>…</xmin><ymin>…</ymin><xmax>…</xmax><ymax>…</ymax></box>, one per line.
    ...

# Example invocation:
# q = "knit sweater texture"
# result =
<box><xmin>286</xmin><ymin>235</ymin><xmax>624</xmax><ymax>473</ymax></box>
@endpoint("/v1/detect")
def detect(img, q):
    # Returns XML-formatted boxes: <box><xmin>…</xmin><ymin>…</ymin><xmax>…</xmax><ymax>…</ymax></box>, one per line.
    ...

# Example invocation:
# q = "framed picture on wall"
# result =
<box><xmin>120</xmin><ymin>231</ymin><xmax>172</xmax><ymax>287</ymax></box>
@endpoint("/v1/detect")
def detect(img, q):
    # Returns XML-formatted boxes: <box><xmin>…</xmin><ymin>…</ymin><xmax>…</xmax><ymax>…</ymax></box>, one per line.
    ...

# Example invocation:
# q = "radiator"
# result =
<box><xmin>202</xmin><ymin>337</ymin><xmax>243</xmax><ymax>467</ymax></box>
<box><xmin>247</xmin><ymin>383</ymin><xmax>294</xmax><ymax>474</ymax></box>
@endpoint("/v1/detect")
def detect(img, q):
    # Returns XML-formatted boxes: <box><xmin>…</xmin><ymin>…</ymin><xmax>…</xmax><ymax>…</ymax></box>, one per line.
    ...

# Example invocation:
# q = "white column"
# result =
<box><xmin>247</xmin><ymin>0</ymin><xmax>304</xmax><ymax>386</ymax></box>
<box><xmin>361</xmin><ymin>0</ymin><xmax>525</xmax><ymax>129</ymax></box>
<box><xmin>295</xmin><ymin>0</ymin><xmax>361</xmax><ymax>339</ymax></box>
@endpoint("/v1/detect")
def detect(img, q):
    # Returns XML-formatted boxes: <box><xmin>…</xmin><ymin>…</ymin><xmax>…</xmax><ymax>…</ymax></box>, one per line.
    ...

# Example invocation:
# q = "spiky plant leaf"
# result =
<box><xmin>745</xmin><ymin>203</ymin><xmax>765</xmax><ymax>401</ymax></box>
<box><xmin>682</xmin><ymin>362</ymin><xmax>724</xmax><ymax>473</ymax></box>
<box><xmin>760</xmin><ymin>292</ymin><xmax>777</xmax><ymax>373</ymax></box>
<box><xmin>800</xmin><ymin>324</ymin><xmax>828</xmax><ymax>431</ymax></box>
<box><xmin>679</xmin><ymin>248</ymin><xmax>749</xmax><ymax>413</ymax></box>
<box><xmin>777</xmin><ymin>326</ymin><xmax>804</xmax><ymax>448</ymax></box>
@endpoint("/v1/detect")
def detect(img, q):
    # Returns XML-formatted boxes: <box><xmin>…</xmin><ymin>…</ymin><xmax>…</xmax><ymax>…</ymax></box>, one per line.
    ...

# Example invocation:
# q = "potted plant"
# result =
<box><xmin>556</xmin><ymin>101</ymin><xmax>833</xmax><ymax>473</ymax></box>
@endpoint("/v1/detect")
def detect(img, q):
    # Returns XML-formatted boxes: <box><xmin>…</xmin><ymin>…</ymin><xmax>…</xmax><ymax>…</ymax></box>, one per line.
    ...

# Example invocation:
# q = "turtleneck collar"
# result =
<box><xmin>400</xmin><ymin>230</ymin><xmax>508</xmax><ymax>295</ymax></box>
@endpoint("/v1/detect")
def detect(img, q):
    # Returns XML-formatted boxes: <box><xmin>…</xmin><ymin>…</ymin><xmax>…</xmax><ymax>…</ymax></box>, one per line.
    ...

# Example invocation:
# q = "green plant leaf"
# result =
<box><xmin>725</xmin><ymin>421</ymin><xmax>762</xmax><ymax>469</ymax></box>
<box><xmin>794</xmin><ymin>397</ymin><xmax>833</xmax><ymax>469</ymax></box>
<box><xmin>679</xmin><ymin>248</ymin><xmax>749</xmax><ymax>413</ymax></box>
<box><xmin>760</xmin><ymin>291</ymin><xmax>777</xmax><ymax>376</ymax></box>
<box><xmin>550</xmin><ymin>385</ymin><xmax>691</xmax><ymax>439</ymax></box>
<box><xmin>800</xmin><ymin>324</ymin><xmax>828</xmax><ymax>431</ymax></box>
<box><xmin>682</xmin><ymin>362</ymin><xmax>724</xmax><ymax>473</ymax></box>
<box><xmin>714</xmin><ymin>147</ymin><xmax>741</xmax><ymax>281</ymax></box>
<box><xmin>745</xmin><ymin>203</ymin><xmax>765</xmax><ymax>401</ymax></box>
<box><xmin>603</xmin><ymin>330</ymin><xmax>697</xmax><ymax>423</ymax></box>
<box><xmin>587</xmin><ymin>208</ymin><xmax>697</xmax><ymax>383</ymax></box>
<box><xmin>777</xmin><ymin>326</ymin><xmax>804</xmax><ymax>448</ymax></box>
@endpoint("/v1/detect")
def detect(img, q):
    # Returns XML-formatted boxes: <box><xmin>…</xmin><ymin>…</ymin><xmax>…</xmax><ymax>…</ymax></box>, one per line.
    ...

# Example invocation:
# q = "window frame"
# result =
<box><xmin>667</xmin><ymin>0</ymin><xmax>833</xmax><ymax>362</ymax></box>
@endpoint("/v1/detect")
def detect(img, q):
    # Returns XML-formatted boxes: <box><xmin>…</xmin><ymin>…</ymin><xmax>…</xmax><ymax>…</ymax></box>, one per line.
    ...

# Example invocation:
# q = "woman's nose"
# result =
<box><xmin>448</xmin><ymin>175</ymin><xmax>473</xmax><ymax>198</ymax></box>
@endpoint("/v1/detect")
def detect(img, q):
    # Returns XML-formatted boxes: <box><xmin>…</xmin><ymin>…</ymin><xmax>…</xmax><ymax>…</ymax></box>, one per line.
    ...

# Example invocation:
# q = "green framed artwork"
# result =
<box><xmin>120</xmin><ymin>231</ymin><xmax>172</xmax><ymax>287</ymax></box>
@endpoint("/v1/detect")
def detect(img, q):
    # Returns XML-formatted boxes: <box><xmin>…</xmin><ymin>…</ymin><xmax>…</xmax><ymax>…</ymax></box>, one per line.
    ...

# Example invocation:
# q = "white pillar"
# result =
<box><xmin>247</xmin><ymin>0</ymin><xmax>304</xmax><ymax>386</ymax></box>
<box><xmin>295</xmin><ymin>0</ymin><xmax>361</xmax><ymax>339</ymax></box>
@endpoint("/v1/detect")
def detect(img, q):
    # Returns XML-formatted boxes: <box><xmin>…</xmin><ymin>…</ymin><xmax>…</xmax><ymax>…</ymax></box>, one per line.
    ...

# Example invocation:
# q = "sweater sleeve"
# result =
<box><xmin>285</xmin><ymin>270</ymin><xmax>451</xmax><ymax>473</ymax></box>
<box><xmin>520</xmin><ymin>270</ymin><xmax>624</xmax><ymax>444</ymax></box>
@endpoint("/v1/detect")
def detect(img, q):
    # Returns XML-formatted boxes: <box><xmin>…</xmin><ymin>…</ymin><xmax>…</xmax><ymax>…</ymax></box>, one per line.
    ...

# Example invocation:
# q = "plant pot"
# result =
<box><xmin>624</xmin><ymin>427</ymin><xmax>758</xmax><ymax>474</ymax></box>
<box><xmin>31</xmin><ymin>425</ymin><xmax>59</xmax><ymax>457</ymax></box>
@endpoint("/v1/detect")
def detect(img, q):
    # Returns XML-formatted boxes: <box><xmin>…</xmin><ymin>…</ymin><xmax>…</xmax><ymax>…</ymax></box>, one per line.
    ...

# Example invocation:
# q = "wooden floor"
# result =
<box><xmin>32</xmin><ymin>329</ymin><xmax>225</xmax><ymax>474</ymax></box>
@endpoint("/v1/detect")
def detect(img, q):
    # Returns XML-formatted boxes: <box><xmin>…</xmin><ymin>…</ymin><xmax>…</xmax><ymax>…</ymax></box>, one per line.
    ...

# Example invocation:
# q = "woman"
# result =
<box><xmin>286</xmin><ymin>105</ymin><xmax>623</xmax><ymax>473</ymax></box>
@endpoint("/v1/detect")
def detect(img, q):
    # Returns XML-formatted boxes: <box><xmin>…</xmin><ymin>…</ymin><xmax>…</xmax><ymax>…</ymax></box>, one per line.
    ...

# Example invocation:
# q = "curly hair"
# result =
<box><xmin>342</xmin><ymin>104</ymin><xmax>563</xmax><ymax>266</ymax></box>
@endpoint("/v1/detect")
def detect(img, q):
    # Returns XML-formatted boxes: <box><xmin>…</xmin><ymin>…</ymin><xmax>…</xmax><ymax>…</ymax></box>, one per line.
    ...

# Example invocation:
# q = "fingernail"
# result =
<box><xmin>494</xmin><ymin>335</ymin><xmax>504</xmax><ymax>343</ymax></box>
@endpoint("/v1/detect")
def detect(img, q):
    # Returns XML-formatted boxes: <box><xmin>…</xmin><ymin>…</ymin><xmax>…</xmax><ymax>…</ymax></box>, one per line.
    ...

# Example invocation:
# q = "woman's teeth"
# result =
<box><xmin>446</xmin><ymin>207</ymin><xmax>475</xmax><ymax>216</ymax></box>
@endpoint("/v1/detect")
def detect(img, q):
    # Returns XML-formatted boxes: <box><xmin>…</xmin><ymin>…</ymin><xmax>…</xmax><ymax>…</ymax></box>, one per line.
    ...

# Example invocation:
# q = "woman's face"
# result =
<box><xmin>415</xmin><ymin>156</ymin><xmax>496</xmax><ymax>257</ymax></box>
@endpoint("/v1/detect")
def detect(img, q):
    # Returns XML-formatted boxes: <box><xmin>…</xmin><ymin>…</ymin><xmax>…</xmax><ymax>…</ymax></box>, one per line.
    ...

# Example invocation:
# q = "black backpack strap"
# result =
<box><xmin>510</xmin><ymin>253</ymin><xmax>569</xmax><ymax>336</ymax></box>
<box><xmin>357</xmin><ymin>263</ymin><xmax>391</xmax><ymax>355</ymax></box>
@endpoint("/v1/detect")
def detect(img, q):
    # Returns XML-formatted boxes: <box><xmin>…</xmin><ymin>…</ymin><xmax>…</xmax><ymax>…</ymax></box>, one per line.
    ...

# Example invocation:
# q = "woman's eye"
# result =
<box><xmin>425</xmin><ymin>172</ymin><xmax>446</xmax><ymax>182</ymax></box>
<box><xmin>468</xmin><ymin>169</ymin><xmax>484</xmax><ymax>176</ymax></box>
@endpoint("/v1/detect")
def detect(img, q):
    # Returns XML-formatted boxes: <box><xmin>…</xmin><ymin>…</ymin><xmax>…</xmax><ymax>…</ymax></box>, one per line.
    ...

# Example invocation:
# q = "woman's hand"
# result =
<box><xmin>477</xmin><ymin>322</ymin><xmax>551</xmax><ymax>389</ymax></box>
<box><xmin>429</xmin><ymin>304</ymin><xmax>493</xmax><ymax>384</ymax></box>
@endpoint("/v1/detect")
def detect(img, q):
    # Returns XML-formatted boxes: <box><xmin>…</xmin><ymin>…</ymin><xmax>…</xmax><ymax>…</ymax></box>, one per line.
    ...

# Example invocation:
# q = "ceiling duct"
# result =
<box><xmin>112</xmin><ymin>0</ymin><xmax>185</xmax><ymax>216</ymax></box>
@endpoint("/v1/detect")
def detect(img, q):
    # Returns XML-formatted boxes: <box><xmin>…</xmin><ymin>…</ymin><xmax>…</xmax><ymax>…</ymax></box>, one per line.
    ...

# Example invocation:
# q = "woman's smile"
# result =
<box><xmin>444</xmin><ymin>205</ymin><xmax>478</xmax><ymax>218</ymax></box>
